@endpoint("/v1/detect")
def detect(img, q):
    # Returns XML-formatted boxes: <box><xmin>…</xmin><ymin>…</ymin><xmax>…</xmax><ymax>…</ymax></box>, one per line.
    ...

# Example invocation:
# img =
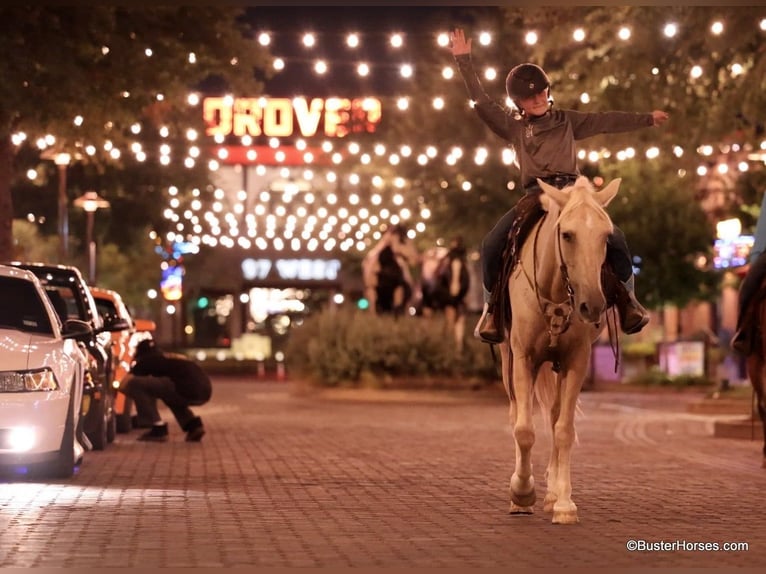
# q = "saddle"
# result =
<box><xmin>489</xmin><ymin>194</ymin><xmax>622</xmax><ymax>336</ymax></box>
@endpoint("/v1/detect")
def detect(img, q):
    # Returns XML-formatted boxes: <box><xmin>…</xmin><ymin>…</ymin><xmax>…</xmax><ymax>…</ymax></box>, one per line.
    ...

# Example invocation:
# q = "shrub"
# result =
<box><xmin>284</xmin><ymin>307</ymin><xmax>498</xmax><ymax>387</ymax></box>
<box><xmin>626</xmin><ymin>366</ymin><xmax>715</xmax><ymax>388</ymax></box>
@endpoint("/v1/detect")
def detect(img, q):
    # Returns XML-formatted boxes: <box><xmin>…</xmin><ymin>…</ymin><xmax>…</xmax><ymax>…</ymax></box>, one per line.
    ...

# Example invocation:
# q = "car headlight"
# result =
<box><xmin>0</xmin><ymin>368</ymin><xmax>60</xmax><ymax>392</ymax></box>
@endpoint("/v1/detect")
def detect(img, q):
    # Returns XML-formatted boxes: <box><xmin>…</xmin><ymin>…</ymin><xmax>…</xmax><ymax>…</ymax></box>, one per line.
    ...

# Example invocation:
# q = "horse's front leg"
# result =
<box><xmin>543</xmin><ymin>371</ymin><xmax>562</xmax><ymax>513</ymax></box>
<box><xmin>549</xmin><ymin>366</ymin><xmax>584</xmax><ymax>524</ymax></box>
<box><xmin>509</xmin><ymin>354</ymin><xmax>536</xmax><ymax>514</ymax></box>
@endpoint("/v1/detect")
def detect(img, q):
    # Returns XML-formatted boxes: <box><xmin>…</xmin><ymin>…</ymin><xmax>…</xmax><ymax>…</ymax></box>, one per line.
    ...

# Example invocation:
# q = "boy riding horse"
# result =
<box><xmin>449</xmin><ymin>28</ymin><xmax>669</xmax><ymax>344</ymax></box>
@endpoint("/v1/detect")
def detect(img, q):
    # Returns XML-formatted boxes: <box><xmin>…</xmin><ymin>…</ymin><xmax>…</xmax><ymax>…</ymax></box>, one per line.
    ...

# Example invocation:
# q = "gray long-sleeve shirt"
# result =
<box><xmin>455</xmin><ymin>54</ymin><xmax>655</xmax><ymax>189</ymax></box>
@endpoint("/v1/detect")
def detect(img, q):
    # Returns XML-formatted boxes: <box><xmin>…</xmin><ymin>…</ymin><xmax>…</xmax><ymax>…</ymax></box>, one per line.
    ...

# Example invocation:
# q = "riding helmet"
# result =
<box><xmin>505</xmin><ymin>63</ymin><xmax>550</xmax><ymax>100</ymax></box>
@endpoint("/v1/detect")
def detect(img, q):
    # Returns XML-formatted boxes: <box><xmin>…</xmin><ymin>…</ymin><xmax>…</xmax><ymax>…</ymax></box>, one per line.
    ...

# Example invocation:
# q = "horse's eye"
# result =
<box><xmin>561</xmin><ymin>231</ymin><xmax>574</xmax><ymax>242</ymax></box>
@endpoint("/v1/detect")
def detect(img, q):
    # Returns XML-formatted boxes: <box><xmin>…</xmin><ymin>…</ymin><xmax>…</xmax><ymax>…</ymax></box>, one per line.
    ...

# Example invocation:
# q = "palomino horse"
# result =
<box><xmin>497</xmin><ymin>176</ymin><xmax>621</xmax><ymax>524</ymax></box>
<box><xmin>742</xmin><ymin>284</ymin><xmax>766</xmax><ymax>468</ymax></box>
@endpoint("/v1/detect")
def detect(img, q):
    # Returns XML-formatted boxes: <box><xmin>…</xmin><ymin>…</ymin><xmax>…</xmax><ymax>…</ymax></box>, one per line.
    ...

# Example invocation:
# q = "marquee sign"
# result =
<box><xmin>204</xmin><ymin>96</ymin><xmax>382</xmax><ymax>139</ymax></box>
<box><xmin>242</xmin><ymin>258</ymin><xmax>342</xmax><ymax>282</ymax></box>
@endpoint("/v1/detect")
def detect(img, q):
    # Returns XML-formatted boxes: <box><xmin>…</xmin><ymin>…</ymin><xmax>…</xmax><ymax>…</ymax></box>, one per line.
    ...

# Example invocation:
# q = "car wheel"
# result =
<box><xmin>106</xmin><ymin>399</ymin><xmax>116</xmax><ymax>444</ymax></box>
<box><xmin>86</xmin><ymin>396</ymin><xmax>108</xmax><ymax>451</ymax></box>
<box><xmin>115</xmin><ymin>396</ymin><xmax>134</xmax><ymax>433</ymax></box>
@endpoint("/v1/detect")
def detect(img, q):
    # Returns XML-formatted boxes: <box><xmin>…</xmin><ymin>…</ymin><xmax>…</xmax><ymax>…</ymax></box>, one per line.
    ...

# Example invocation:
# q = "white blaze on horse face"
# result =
<box><xmin>543</xmin><ymin>177</ymin><xmax>617</xmax><ymax>324</ymax></box>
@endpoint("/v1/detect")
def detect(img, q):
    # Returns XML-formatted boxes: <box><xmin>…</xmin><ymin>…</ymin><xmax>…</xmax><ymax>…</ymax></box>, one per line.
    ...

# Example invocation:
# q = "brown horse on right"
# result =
<box><xmin>741</xmin><ymin>284</ymin><xmax>766</xmax><ymax>468</ymax></box>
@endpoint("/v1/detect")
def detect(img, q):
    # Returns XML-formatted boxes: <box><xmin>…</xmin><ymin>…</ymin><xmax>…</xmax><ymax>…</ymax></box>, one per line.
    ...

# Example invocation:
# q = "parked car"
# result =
<box><xmin>0</xmin><ymin>265</ymin><xmax>93</xmax><ymax>478</ymax></box>
<box><xmin>6</xmin><ymin>262</ymin><xmax>129</xmax><ymax>451</ymax></box>
<box><xmin>89</xmin><ymin>286</ymin><xmax>156</xmax><ymax>433</ymax></box>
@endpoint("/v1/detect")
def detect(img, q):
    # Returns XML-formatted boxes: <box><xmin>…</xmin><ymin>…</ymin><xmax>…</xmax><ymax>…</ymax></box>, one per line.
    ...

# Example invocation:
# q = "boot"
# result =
<box><xmin>473</xmin><ymin>302</ymin><xmax>504</xmax><ymax>344</ymax></box>
<box><xmin>731</xmin><ymin>326</ymin><xmax>749</xmax><ymax>354</ymax></box>
<box><xmin>731</xmin><ymin>308</ymin><xmax>751</xmax><ymax>354</ymax></box>
<box><xmin>615</xmin><ymin>276</ymin><xmax>649</xmax><ymax>335</ymax></box>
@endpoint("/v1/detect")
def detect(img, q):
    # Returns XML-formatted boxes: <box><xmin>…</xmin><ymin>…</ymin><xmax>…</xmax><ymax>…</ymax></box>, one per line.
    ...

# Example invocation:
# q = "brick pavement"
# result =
<box><xmin>0</xmin><ymin>377</ymin><xmax>764</xmax><ymax>568</ymax></box>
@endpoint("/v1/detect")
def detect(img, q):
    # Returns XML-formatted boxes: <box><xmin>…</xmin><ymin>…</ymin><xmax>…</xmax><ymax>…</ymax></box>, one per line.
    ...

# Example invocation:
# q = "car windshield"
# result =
<box><xmin>0</xmin><ymin>277</ymin><xmax>54</xmax><ymax>335</ymax></box>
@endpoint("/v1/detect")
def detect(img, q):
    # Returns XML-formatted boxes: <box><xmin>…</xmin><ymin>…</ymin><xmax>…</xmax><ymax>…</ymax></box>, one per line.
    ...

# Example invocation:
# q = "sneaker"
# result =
<box><xmin>137</xmin><ymin>423</ymin><xmax>169</xmax><ymax>442</ymax></box>
<box><xmin>185</xmin><ymin>427</ymin><xmax>205</xmax><ymax>442</ymax></box>
<box><xmin>184</xmin><ymin>416</ymin><xmax>205</xmax><ymax>442</ymax></box>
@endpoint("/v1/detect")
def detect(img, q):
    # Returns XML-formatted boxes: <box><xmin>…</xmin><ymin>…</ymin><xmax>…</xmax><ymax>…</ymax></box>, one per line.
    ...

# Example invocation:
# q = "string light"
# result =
<box><xmin>20</xmin><ymin>15</ymin><xmax>765</xmax><ymax>253</ymax></box>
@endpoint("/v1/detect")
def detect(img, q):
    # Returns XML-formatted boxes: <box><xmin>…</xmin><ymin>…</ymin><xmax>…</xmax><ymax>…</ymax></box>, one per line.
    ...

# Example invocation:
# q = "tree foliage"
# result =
<box><xmin>3</xmin><ymin>6</ymin><xmax>765</xmax><ymax>313</ymax></box>
<box><xmin>0</xmin><ymin>6</ymin><xmax>272</xmax><ymax>261</ymax></box>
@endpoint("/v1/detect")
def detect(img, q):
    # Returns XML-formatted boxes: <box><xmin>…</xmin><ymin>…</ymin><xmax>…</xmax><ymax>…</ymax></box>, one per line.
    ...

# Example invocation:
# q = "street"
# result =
<box><xmin>0</xmin><ymin>377</ymin><xmax>764</xmax><ymax>569</ymax></box>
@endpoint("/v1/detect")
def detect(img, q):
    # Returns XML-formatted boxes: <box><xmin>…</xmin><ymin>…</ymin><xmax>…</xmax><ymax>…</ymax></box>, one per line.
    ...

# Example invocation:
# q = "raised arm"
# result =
<box><xmin>450</xmin><ymin>28</ymin><xmax>515</xmax><ymax>140</ymax></box>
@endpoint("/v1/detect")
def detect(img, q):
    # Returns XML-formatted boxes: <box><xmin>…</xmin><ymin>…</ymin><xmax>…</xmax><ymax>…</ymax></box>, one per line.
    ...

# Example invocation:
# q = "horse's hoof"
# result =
<box><xmin>511</xmin><ymin>490</ymin><xmax>536</xmax><ymax>508</ymax></box>
<box><xmin>552</xmin><ymin>509</ymin><xmax>579</xmax><ymax>524</ymax></box>
<box><xmin>552</xmin><ymin>502</ymin><xmax>579</xmax><ymax>524</ymax></box>
<box><xmin>510</xmin><ymin>503</ymin><xmax>534</xmax><ymax>515</ymax></box>
<box><xmin>543</xmin><ymin>493</ymin><xmax>557</xmax><ymax>513</ymax></box>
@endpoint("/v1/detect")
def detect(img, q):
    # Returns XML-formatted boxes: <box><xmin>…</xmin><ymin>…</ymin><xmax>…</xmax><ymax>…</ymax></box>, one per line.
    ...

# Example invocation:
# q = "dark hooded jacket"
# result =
<box><xmin>131</xmin><ymin>341</ymin><xmax>212</xmax><ymax>405</ymax></box>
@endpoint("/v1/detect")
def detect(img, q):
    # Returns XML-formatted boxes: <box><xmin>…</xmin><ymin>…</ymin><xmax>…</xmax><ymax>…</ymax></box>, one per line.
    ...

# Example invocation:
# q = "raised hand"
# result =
<box><xmin>450</xmin><ymin>28</ymin><xmax>471</xmax><ymax>57</ymax></box>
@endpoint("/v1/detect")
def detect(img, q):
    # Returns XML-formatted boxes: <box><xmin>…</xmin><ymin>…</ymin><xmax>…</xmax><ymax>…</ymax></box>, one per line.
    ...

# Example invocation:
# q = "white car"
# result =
<box><xmin>0</xmin><ymin>265</ymin><xmax>92</xmax><ymax>478</ymax></box>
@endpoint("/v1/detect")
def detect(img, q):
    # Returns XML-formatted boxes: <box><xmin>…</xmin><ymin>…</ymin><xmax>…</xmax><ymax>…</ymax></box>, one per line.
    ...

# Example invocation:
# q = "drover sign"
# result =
<box><xmin>204</xmin><ymin>96</ymin><xmax>382</xmax><ymax>139</ymax></box>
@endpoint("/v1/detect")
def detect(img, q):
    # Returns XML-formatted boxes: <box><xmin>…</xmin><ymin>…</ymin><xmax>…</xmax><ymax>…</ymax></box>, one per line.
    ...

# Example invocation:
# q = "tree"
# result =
<box><xmin>0</xmin><ymin>6</ymin><xmax>272</xmax><ymax>261</ymax></box>
<box><xmin>379</xmin><ymin>6</ymin><xmax>766</xmax><ymax>308</ymax></box>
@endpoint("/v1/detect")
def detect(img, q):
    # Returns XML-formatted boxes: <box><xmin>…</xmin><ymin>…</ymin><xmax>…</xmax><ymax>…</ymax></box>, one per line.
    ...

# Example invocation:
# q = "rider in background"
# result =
<box><xmin>732</xmin><ymin>193</ymin><xmax>766</xmax><ymax>353</ymax></box>
<box><xmin>450</xmin><ymin>28</ymin><xmax>669</xmax><ymax>344</ymax></box>
<box><xmin>362</xmin><ymin>224</ymin><xmax>420</xmax><ymax>314</ymax></box>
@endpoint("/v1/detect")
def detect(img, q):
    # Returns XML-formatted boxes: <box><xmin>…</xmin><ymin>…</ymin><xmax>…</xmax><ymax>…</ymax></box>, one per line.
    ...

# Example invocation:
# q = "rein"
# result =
<box><xmin>518</xmin><ymin>214</ymin><xmax>575</xmax><ymax>372</ymax></box>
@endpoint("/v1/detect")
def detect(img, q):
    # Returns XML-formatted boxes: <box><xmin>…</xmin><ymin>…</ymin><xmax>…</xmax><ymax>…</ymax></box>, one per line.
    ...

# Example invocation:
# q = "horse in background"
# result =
<box><xmin>362</xmin><ymin>224</ymin><xmax>420</xmax><ymax>316</ymax></box>
<box><xmin>740</xmin><ymin>280</ymin><xmax>766</xmax><ymax>468</ymax></box>
<box><xmin>420</xmin><ymin>237</ymin><xmax>471</xmax><ymax>353</ymax></box>
<box><xmin>497</xmin><ymin>176</ymin><xmax>621</xmax><ymax>524</ymax></box>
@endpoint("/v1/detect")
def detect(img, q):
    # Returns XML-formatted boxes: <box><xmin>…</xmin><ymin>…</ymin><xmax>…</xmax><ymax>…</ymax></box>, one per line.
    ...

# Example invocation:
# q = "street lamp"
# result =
<box><xmin>73</xmin><ymin>191</ymin><xmax>110</xmax><ymax>284</ymax></box>
<box><xmin>40</xmin><ymin>151</ymin><xmax>72</xmax><ymax>261</ymax></box>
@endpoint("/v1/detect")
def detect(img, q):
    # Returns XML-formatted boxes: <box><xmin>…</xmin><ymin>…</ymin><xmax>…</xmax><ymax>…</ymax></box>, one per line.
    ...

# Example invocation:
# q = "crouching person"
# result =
<box><xmin>122</xmin><ymin>339</ymin><xmax>212</xmax><ymax>442</ymax></box>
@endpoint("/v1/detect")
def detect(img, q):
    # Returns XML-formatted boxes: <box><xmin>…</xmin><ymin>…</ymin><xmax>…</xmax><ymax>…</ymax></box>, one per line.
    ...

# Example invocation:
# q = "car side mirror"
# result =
<box><xmin>62</xmin><ymin>319</ymin><xmax>94</xmax><ymax>340</ymax></box>
<box><xmin>102</xmin><ymin>316</ymin><xmax>131</xmax><ymax>332</ymax></box>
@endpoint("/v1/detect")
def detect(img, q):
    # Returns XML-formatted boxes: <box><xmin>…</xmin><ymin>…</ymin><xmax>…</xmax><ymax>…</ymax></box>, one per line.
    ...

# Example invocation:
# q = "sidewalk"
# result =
<box><xmin>1</xmin><ymin>376</ymin><xmax>764</xmax><ymax>569</ymax></box>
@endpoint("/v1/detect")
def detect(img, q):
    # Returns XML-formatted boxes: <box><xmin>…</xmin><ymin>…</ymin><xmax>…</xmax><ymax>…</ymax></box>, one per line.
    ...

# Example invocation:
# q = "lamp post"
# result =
<box><xmin>40</xmin><ymin>151</ymin><xmax>72</xmax><ymax>261</ymax></box>
<box><xmin>73</xmin><ymin>191</ymin><xmax>110</xmax><ymax>284</ymax></box>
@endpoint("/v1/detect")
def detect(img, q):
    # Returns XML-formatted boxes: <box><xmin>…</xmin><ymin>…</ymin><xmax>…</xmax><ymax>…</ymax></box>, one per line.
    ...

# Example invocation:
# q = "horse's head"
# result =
<box><xmin>538</xmin><ymin>176</ymin><xmax>620</xmax><ymax>324</ymax></box>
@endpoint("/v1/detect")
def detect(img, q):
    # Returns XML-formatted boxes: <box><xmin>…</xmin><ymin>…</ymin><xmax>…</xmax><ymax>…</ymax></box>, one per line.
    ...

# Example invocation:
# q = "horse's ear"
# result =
<box><xmin>595</xmin><ymin>178</ymin><xmax>621</xmax><ymax>207</ymax></box>
<box><xmin>538</xmin><ymin>178</ymin><xmax>569</xmax><ymax>209</ymax></box>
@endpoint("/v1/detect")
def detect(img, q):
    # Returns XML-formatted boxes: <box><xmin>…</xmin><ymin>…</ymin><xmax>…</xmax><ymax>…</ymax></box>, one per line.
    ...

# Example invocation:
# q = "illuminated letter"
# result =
<box><xmin>324</xmin><ymin>98</ymin><xmax>351</xmax><ymax>137</ymax></box>
<box><xmin>263</xmin><ymin>98</ymin><xmax>294</xmax><ymax>137</ymax></box>
<box><xmin>203</xmin><ymin>97</ymin><xmax>232</xmax><ymax>137</ymax></box>
<box><xmin>233</xmin><ymin>98</ymin><xmax>263</xmax><ymax>137</ymax></box>
<box><xmin>293</xmin><ymin>97</ymin><xmax>324</xmax><ymax>138</ymax></box>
